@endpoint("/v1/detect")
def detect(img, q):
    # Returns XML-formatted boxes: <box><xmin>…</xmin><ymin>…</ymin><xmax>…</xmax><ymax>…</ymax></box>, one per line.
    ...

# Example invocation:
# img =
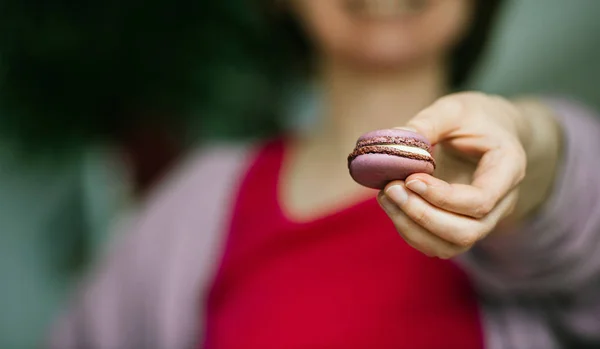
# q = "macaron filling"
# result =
<box><xmin>354</xmin><ymin>136</ymin><xmax>432</xmax><ymax>152</ymax></box>
<box><xmin>373</xmin><ymin>144</ymin><xmax>431</xmax><ymax>157</ymax></box>
<box><xmin>348</xmin><ymin>136</ymin><xmax>435</xmax><ymax>168</ymax></box>
<box><xmin>347</xmin><ymin>130</ymin><xmax>436</xmax><ymax>188</ymax></box>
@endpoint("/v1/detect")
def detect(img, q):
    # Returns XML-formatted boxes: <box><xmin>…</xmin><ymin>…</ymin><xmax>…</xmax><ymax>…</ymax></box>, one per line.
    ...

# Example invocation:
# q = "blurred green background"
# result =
<box><xmin>471</xmin><ymin>0</ymin><xmax>600</xmax><ymax>109</ymax></box>
<box><xmin>0</xmin><ymin>0</ymin><xmax>599</xmax><ymax>348</ymax></box>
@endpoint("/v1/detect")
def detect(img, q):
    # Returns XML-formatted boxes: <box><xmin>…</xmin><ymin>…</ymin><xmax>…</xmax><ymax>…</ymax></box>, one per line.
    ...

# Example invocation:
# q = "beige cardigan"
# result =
<box><xmin>47</xmin><ymin>99</ymin><xmax>600</xmax><ymax>348</ymax></box>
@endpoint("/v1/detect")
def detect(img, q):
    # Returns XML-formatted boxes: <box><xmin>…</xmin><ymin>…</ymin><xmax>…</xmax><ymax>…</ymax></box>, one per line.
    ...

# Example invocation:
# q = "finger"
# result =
<box><xmin>406</xmin><ymin>138</ymin><xmax>525</xmax><ymax>219</ymax></box>
<box><xmin>404</xmin><ymin>174</ymin><xmax>495</xmax><ymax>218</ymax></box>
<box><xmin>470</xmin><ymin>141</ymin><xmax>526</xmax><ymax>198</ymax></box>
<box><xmin>403</xmin><ymin>168</ymin><xmax>514</xmax><ymax>219</ymax></box>
<box><xmin>377</xmin><ymin>193</ymin><xmax>467</xmax><ymax>259</ymax></box>
<box><xmin>403</xmin><ymin>95</ymin><xmax>469</xmax><ymax>145</ymax></box>
<box><xmin>384</xmin><ymin>181</ymin><xmax>487</xmax><ymax>248</ymax></box>
<box><xmin>479</xmin><ymin>188</ymin><xmax>519</xmax><ymax>229</ymax></box>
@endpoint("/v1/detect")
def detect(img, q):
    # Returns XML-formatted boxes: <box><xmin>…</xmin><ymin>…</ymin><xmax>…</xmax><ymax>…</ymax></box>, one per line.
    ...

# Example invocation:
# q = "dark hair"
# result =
<box><xmin>263</xmin><ymin>0</ymin><xmax>506</xmax><ymax>88</ymax></box>
<box><xmin>451</xmin><ymin>0</ymin><xmax>506</xmax><ymax>87</ymax></box>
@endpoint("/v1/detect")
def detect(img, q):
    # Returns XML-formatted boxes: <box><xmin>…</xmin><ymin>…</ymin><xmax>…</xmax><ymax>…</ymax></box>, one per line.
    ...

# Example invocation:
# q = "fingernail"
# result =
<box><xmin>378</xmin><ymin>194</ymin><xmax>397</xmax><ymax>213</ymax></box>
<box><xmin>393</xmin><ymin>126</ymin><xmax>418</xmax><ymax>133</ymax></box>
<box><xmin>406</xmin><ymin>180</ymin><xmax>427</xmax><ymax>195</ymax></box>
<box><xmin>386</xmin><ymin>185</ymin><xmax>408</xmax><ymax>205</ymax></box>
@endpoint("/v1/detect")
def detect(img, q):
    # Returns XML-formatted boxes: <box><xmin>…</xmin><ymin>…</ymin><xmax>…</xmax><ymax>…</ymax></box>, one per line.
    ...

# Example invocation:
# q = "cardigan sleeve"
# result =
<box><xmin>457</xmin><ymin>98</ymin><xmax>600</xmax><ymax>342</ymax></box>
<box><xmin>45</xmin><ymin>144</ymin><xmax>251</xmax><ymax>349</ymax></box>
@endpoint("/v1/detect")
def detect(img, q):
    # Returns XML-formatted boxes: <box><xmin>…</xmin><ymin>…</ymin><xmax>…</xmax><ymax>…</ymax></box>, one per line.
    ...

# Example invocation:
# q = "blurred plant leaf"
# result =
<box><xmin>0</xmin><ymin>0</ymin><xmax>283</xmax><ymax>155</ymax></box>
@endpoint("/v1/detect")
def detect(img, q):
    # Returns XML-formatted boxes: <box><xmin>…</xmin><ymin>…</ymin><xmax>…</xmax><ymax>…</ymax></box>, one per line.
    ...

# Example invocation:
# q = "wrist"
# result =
<box><xmin>511</xmin><ymin>98</ymin><xmax>564</xmax><ymax>220</ymax></box>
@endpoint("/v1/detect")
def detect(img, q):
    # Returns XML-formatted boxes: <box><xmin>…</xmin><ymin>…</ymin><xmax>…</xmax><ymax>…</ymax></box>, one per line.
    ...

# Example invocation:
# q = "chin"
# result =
<box><xmin>344</xmin><ymin>45</ymin><xmax>422</xmax><ymax>72</ymax></box>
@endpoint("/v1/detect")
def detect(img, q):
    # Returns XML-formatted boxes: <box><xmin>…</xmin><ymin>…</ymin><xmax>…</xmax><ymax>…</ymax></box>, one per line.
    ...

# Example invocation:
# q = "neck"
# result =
<box><xmin>305</xmin><ymin>58</ymin><xmax>447</xmax><ymax>154</ymax></box>
<box><xmin>281</xmin><ymin>58</ymin><xmax>448</xmax><ymax>219</ymax></box>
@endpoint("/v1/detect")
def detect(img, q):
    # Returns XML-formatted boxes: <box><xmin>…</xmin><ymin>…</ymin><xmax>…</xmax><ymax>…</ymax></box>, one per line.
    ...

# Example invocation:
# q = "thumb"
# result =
<box><xmin>403</xmin><ymin>97</ymin><xmax>464</xmax><ymax>145</ymax></box>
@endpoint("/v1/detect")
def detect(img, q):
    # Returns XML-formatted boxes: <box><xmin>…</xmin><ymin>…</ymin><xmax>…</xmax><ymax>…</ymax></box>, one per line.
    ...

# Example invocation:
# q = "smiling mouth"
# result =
<box><xmin>344</xmin><ymin>0</ymin><xmax>429</xmax><ymax>18</ymax></box>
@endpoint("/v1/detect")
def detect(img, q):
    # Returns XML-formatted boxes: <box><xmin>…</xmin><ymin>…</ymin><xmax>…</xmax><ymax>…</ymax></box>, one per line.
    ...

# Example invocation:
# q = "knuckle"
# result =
<box><xmin>462</xmin><ymin>91</ymin><xmax>488</xmax><ymax>99</ymax></box>
<box><xmin>404</xmin><ymin>235</ymin><xmax>420</xmax><ymax>248</ymax></box>
<box><xmin>490</xmin><ymin>94</ymin><xmax>512</xmax><ymax>108</ymax></box>
<box><xmin>437</xmin><ymin>249</ymin><xmax>457</xmax><ymax>260</ymax></box>
<box><xmin>401</xmin><ymin>233</ymin><xmax>430</xmax><ymax>255</ymax></box>
<box><xmin>499</xmin><ymin>192</ymin><xmax>519</xmax><ymax>219</ymax></box>
<box><xmin>504</xmin><ymin>200</ymin><xmax>517</xmax><ymax>216</ymax></box>
<box><xmin>435</xmin><ymin>94</ymin><xmax>466</xmax><ymax>114</ymax></box>
<box><xmin>488</xmin><ymin>93</ymin><xmax>504</xmax><ymax>101</ymax></box>
<box><xmin>432</xmin><ymin>191</ymin><xmax>450</xmax><ymax>209</ymax></box>
<box><xmin>454</xmin><ymin>91</ymin><xmax>489</xmax><ymax>105</ymax></box>
<box><xmin>512</xmin><ymin>140</ymin><xmax>527</xmax><ymax>158</ymax></box>
<box><xmin>412</xmin><ymin>242</ymin><xmax>434</xmax><ymax>257</ymax></box>
<box><xmin>411</xmin><ymin>120</ymin><xmax>433</xmax><ymax>137</ymax></box>
<box><xmin>397</xmin><ymin>230</ymin><xmax>411</xmax><ymax>243</ymax></box>
<box><xmin>391</xmin><ymin>218</ymin><xmax>406</xmax><ymax>234</ymax></box>
<box><xmin>505</xmin><ymin>142</ymin><xmax>527</xmax><ymax>184</ymax></box>
<box><xmin>411</xmin><ymin>206</ymin><xmax>433</xmax><ymax>227</ymax></box>
<box><xmin>472</xmin><ymin>199</ymin><xmax>494</xmax><ymax>218</ymax></box>
<box><xmin>516</xmin><ymin>166</ymin><xmax>526</xmax><ymax>183</ymax></box>
<box><xmin>477</xmin><ymin>220</ymin><xmax>495</xmax><ymax>239</ymax></box>
<box><xmin>407</xmin><ymin>116</ymin><xmax>434</xmax><ymax>138</ymax></box>
<box><xmin>456</xmin><ymin>231</ymin><xmax>479</xmax><ymax>248</ymax></box>
<box><xmin>516</xmin><ymin>150</ymin><xmax>527</xmax><ymax>182</ymax></box>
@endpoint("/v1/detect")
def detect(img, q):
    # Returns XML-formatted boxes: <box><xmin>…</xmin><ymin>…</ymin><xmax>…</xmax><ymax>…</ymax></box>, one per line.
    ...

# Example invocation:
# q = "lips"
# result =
<box><xmin>344</xmin><ymin>0</ymin><xmax>429</xmax><ymax>18</ymax></box>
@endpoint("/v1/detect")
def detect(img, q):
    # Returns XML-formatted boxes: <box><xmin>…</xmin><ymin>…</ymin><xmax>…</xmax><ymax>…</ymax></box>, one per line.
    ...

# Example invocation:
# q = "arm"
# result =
<box><xmin>45</xmin><ymin>145</ymin><xmax>250</xmax><ymax>349</ymax></box>
<box><xmin>458</xmin><ymin>97</ymin><xmax>600</xmax><ymax>295</ymax></box>
<box><xmin>46</xmin><ymin>224</ymin><xmax>149</xmax><ymax>349</ymax></box>
<box><xmin>377</xmin><ymin>94</ymin><xmax>600</xmax><ymax>342</ymax></box>
<box><xmin>458</xmin><ymin>98</ymin><xmax>600</xmax><ymax>342</ymax></box>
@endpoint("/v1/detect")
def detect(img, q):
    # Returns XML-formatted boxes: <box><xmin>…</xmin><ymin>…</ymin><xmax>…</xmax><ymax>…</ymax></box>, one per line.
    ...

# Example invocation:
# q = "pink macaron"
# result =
<box><xmin>347</xmin><ymin>129</ymin><xmax>436</xmax><ymax>190</ymax></box>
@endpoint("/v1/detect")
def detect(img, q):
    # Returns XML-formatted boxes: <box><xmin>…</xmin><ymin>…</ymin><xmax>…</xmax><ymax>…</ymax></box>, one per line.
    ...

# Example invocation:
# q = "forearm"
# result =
<box><xmin>457</xmin><ymin>97</ymin><xmax>600</xmax><ymax>296</ymax></box>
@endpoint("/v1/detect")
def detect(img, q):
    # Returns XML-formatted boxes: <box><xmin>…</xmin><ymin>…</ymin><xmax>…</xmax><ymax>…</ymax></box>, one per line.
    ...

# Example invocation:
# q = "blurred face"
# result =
<box><xmin>290</xmin><ymin>0</ymin><xmax>473</xmax><ymax>70</ymax></box>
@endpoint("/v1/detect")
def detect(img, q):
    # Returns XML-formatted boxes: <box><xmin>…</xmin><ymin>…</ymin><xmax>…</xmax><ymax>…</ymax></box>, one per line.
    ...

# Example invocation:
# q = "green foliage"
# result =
<box><xmin>0</xmin><ymin>0</ymin><xmax>284</xmax><ymax>153</ymax></box>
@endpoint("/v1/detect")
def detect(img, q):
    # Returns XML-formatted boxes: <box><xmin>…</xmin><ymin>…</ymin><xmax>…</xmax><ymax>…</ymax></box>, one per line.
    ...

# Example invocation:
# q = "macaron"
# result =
<box><xmin>347</xmin><ymin>129</ymin><xmax>435</xmax><ymax>190</ymax></box>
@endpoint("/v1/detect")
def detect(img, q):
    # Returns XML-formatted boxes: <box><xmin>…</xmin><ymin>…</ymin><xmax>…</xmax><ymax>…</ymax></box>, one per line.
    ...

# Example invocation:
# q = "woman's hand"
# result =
<box><xmin>377</xmin><ymin>92</ymin><xmax>562</xmax><ymax>259</ymax></box>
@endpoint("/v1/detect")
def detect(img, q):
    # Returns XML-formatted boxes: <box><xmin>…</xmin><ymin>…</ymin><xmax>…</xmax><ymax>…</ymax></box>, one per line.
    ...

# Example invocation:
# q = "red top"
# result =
<box><xmin>204</xmin><ymin>140</ymin><xmax>483</xmax><ymax>349</ymax></box>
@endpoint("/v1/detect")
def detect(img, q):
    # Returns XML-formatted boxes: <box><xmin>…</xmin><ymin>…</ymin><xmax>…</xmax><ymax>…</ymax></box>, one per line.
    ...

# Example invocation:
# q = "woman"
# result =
<box><xmin>48</xmin><ymin>0</ymin><xmax>600</xmax><ymax>348</ymax></box>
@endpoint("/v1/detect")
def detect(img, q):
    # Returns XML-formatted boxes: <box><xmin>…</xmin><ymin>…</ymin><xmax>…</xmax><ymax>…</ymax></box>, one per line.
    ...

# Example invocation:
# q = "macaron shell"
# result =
<box><xmin>349</xmin><ymin>153</ymin><xmax>434</xmax><ymax>190</ymax></box>
<box><xmin>357</xmin><ymin>128</ymin><xmax>431</xmax><ymax>145</ymax></box>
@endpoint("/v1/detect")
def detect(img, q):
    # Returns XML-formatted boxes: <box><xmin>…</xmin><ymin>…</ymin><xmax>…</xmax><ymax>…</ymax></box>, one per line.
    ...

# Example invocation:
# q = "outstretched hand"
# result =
<box><xmin>377</xmin><ymin>92</ymin><xmax>561</xmax><ymax>259</ymax></box>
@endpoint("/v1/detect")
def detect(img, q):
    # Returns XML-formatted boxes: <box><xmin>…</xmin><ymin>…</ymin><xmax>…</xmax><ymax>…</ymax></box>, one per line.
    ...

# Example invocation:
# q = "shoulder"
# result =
<box><xmin>133</xmin><ymin>141</ymin><xmax>257</xmax><ymax>220</ymax></box>
<box><xmin>47</xmin><ymin>142</ymin><xmax>260</xmax><ymax>349</ymax></box>
<box><xmin>100</xmin><ymin>141</ymin><xmax>259</xmax><ymax>265</ymax></box>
